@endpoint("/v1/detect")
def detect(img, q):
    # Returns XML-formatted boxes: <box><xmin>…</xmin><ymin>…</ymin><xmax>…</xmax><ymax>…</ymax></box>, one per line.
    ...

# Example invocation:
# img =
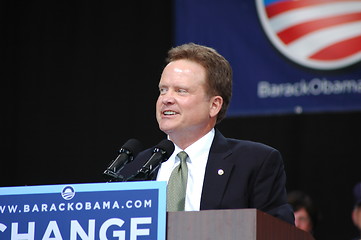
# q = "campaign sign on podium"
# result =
<box><xmin>0</xmin><ymin>181</ymin><xmax>166</xmax><ymax>240</ymax></box>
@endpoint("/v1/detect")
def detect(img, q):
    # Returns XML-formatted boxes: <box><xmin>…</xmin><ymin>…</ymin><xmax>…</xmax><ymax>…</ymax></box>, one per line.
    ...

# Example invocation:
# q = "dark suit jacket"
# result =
<box><xmin>120</xmin><ymin>129</ymin><xmax>294</xmax><ymax>225</ymax></box>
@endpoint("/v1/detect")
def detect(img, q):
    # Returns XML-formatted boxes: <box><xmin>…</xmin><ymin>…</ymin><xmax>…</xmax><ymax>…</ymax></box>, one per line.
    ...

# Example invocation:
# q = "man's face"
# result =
<box><xmin>156</xmin><ymin>59</ymin><xmax>218</xmax><ymax>141</ymax></box>
<box><xmin>294</xmin><ymin>208</ymin><xmax>313</xmax><ymax>233</ymax></box>
<box><xmin>352</xmin><ymin>206</ymin><xmax>361</xmax><ymax>230</ymax></box>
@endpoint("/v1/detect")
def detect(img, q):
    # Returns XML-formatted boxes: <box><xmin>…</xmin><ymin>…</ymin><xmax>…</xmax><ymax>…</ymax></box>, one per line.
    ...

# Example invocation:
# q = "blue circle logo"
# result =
<box><xmin>61</xmin><ymin>186</ymin><xmax>75</xmax><ymax>200</ymax></box>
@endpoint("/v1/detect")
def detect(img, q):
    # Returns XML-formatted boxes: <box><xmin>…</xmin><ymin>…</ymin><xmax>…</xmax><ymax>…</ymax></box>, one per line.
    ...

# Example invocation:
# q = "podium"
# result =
<box><xmin>167</xmin><ymin>209</ymin><xmax>315</xmax><ymax>240</ymax></box>
<box><xmin>0</xmin><ymin>182</ymin><xmax>314</xmax><ymax>240</ymax></box>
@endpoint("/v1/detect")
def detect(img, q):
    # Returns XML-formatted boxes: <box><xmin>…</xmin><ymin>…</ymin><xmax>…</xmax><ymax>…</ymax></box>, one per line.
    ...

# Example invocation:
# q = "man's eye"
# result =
<box><xmin>159</xmin><ymin>88</ymin><xmax>167</xmax><ymax>94</ymax></box>
<box><xmin>177</xmin><ymin>89</ymin><xmax>187</xmax><ymax>93</ymax></box>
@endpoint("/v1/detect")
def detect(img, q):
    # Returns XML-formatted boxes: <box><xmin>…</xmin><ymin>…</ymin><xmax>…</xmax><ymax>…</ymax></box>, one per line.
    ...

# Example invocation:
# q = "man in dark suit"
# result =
<box><xmin>122</xmin><ymin>43</ymin><xmax>294</xmax><ymax>225</ymax></box>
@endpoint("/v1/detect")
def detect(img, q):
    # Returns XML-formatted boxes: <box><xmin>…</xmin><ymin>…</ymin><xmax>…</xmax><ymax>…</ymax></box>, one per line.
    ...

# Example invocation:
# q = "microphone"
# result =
<box><xmin>103</xmin><ymin>138</ymin><xmax>143</xmax><ymax>181</ymax></box>
<box><xmin>126</xmin><ymin>139</ymin><xmax>175</xmax><ymax>181</ymax></box>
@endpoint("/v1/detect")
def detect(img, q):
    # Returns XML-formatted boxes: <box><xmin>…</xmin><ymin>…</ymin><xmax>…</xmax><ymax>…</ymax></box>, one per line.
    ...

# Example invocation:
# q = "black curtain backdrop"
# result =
<box><xmin>2</xmin><ymin>2</ymin><xmax>361</xmax><ymax>240</ymax></box>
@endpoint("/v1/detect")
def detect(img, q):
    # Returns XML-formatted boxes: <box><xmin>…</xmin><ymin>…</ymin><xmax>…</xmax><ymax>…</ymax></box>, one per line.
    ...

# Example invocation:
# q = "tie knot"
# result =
<box><xmin>177</xmin><ymin>151</ymin><xmax>188</xmax><ymax>162</ymax></box>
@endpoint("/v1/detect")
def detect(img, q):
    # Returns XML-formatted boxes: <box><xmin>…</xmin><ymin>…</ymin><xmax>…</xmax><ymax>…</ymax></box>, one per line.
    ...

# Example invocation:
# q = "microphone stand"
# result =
<box><xmin>125</xmin><ymin>168</ymin><xmax>154</xmax><ymax>182</ymax></box>
<box><xmin>104</xmin><ymin>173</ymin><xmax>126</xmax><ymax>182</ymax></box>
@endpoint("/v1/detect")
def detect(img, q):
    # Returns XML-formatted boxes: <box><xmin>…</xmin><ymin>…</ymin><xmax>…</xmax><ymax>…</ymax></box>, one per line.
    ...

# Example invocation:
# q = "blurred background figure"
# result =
<box><xmin>352</xmin><ymin>182</ymin><xmax>361</xmax><ymax>240</ymax></box>
<box><xmin>288</xmin><ymin>190</ymin><xmax>319</xmax><ymax>236</ymax></box>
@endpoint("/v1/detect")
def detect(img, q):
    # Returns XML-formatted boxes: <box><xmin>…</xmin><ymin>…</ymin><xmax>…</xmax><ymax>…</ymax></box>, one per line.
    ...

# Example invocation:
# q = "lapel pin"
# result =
<box><xmin>218</xmin><ymin>169</ymin><xmax>224</xmax><ymax>176</ymax></box>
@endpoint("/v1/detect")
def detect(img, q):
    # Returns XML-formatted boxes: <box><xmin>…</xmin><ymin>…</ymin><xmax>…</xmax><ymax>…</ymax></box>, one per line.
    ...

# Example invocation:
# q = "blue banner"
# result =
<box><xmin>0</xmin><ymin>181</ymin><xmax>166</xmax><ymax>240</ymax></box>
<box><xmin>174</xmin><ymin>0</ymin><xmax>361</xmax><ymax>116</ymax></box>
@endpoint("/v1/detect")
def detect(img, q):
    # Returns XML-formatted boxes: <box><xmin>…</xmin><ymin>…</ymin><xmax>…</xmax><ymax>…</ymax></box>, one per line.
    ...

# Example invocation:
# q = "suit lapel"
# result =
<box><xmin>200</xmin><ymin>129</ymin><xmax>234</xmax><ymax>210</ymax></box>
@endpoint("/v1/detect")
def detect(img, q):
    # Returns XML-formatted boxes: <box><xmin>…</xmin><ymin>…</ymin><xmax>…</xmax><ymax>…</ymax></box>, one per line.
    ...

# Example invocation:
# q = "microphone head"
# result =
<box><xmin>121</xmin><ymin>138</ymin><xmax>144</xmax><ymax>157</ymax></box>
<box><xmin>154</xmin><ymin>139</ymin><xmax>175</xmax><ymax>160</ymax></box>
<box><xmin>125</xmin><ymin>139</ymin><xmax>175</xmax><ymax>181</ymax></box>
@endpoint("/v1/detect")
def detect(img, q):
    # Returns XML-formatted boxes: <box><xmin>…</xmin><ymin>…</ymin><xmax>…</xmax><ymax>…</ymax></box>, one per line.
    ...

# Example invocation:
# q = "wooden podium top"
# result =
<box><xmin>167</xmin><ymin>209</ymin><xmax>315</xmax><ymax>240</ymax></box>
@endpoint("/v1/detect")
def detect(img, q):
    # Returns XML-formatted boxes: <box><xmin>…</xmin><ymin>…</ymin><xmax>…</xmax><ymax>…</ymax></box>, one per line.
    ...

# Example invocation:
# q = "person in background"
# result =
<box><xmin>122</xmin><ymin>43</ymin><xmax>294</xmax><ymax>225</ymax></box>
<box><xmin>352</xmin><ymin>182</ymin><xmax>361</xmax><ymax>240</ymax></box>
<box><xmin>288</xmin><ymin>190</ymin><xmax>319</xmax><ymax>235</ymax></box>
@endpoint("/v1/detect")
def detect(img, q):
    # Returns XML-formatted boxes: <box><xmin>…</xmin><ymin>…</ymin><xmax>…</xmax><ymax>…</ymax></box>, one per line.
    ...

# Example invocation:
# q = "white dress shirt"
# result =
<box><xmin>156</xmin><ymin>129</ymin><xmax>215</xmax><ymax>211</ymax></box>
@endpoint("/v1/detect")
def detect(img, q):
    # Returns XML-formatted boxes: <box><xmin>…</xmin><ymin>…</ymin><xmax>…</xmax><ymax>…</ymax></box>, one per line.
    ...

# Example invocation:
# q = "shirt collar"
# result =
<box><xmin>171</xmin><ymin>128</ymin><xmax>215</xmax><ymax>163</ymax></box>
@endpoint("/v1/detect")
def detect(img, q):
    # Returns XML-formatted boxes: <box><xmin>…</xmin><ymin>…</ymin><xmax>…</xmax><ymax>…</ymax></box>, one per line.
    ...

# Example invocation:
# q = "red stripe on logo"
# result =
<box><xmin>266</xmin><ymin>0</ymin><xmax>354</xmax><ymax>18</ymax></box>
<box><xmin>310</xmin><ymin>35</ymin><xmax>361</xmax><ymax>60</ymax></box>
<box><xmin>277</xmin><ymin>12</ymin><xmax>361</xmax><ymax>44</ymax></box>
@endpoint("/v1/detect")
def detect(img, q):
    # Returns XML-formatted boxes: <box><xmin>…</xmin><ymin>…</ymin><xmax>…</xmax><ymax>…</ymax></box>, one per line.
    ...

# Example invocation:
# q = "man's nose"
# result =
<box><xmin>161</xmin><ymin>91</ymin><xmax>176</xmax><ymax>104</ymax></box>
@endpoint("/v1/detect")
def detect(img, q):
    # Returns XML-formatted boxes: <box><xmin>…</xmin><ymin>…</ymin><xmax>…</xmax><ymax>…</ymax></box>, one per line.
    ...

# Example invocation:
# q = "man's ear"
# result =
<box><xmin>209</xmin><ymin>96</ymin><xmax>223</xmax><ymax>118</ymax></box>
